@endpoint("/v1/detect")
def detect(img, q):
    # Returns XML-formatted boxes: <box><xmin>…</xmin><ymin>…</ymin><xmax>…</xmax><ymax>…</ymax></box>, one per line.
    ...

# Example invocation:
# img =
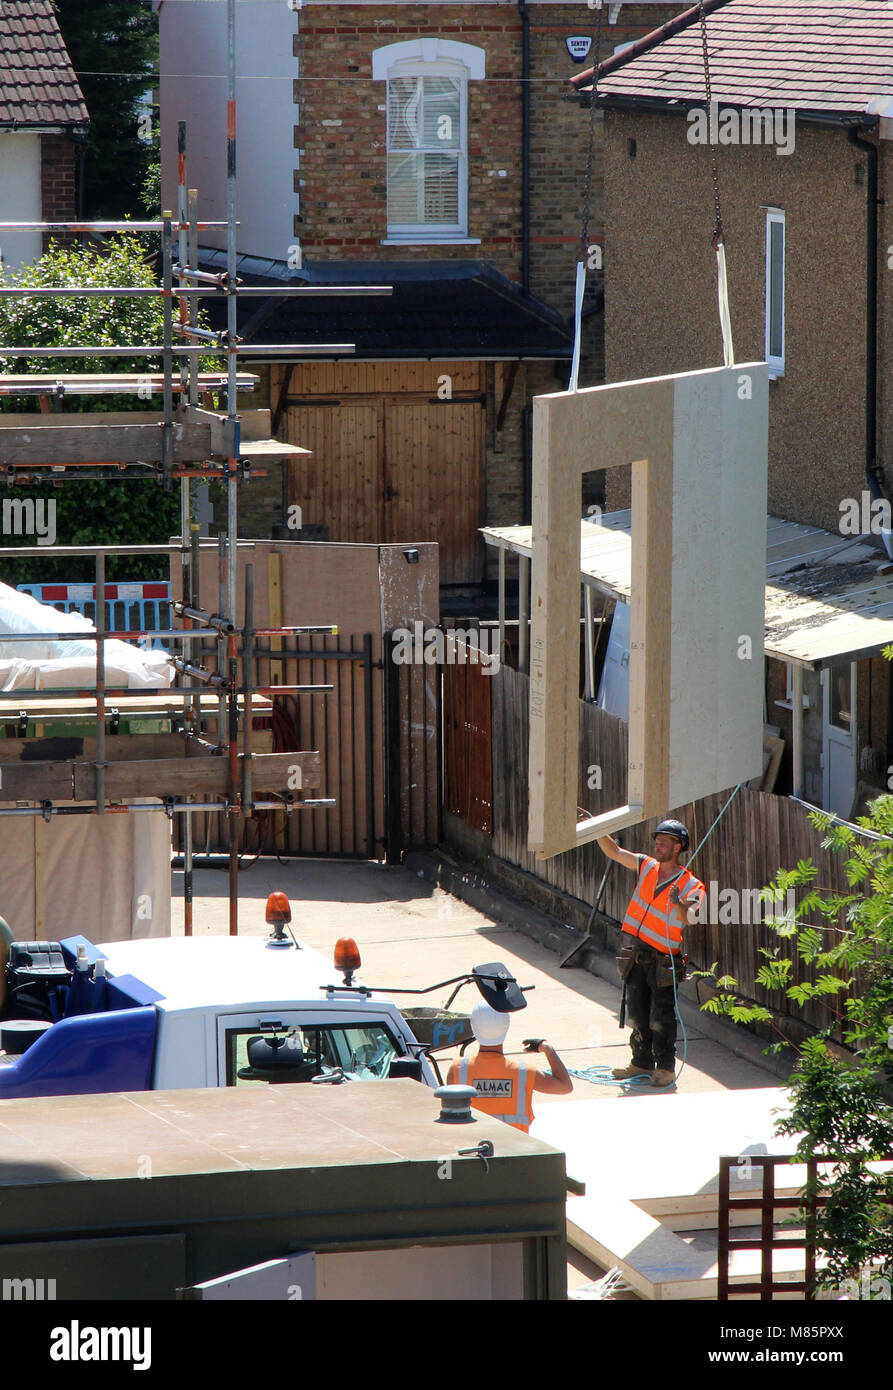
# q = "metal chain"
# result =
<box><xmin>579</xmin><ymin>0</ymin><xmax>606</xmax><ymax>257</ymax></box>
<box><xmin>698</xmin><ymin>0</ymin><xmax>724</xmax><ymax>246</ymax></box>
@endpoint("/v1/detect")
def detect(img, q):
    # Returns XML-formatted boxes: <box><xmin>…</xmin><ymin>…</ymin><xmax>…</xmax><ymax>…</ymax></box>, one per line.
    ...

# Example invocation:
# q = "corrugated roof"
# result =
<box><xmin>483</xmin><ymin>514</ymin><xmax>893</xmax><ymax>670</ymax></box>
<box><xmin>579</xmin><ymin>0</ymin><xmax>893</xmax><ymax>117</ymax></box>
<box><xmin>0</xmin><ymin>0</ymin><xmax>88</xmax><ymax>128</ymax></box>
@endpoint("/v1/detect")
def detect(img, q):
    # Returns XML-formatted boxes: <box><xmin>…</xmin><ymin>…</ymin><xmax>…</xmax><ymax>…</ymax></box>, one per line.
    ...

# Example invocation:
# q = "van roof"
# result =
<box><xmin>97</xmin><ymin>935</ymin><xmax>379</xmax><ymax>1015</ymax></box>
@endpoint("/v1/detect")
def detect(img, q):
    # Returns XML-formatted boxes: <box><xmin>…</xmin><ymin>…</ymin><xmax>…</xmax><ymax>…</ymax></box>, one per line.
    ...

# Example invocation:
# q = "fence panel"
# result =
<box><xmin>489</xmin><ymin>665</ymin><xmax>872</xmax><ymax>1039</ymax></box>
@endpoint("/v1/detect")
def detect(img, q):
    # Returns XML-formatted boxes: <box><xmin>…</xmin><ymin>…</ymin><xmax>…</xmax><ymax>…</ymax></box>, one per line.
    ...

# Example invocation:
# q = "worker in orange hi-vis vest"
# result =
<box><xmin>597</xmin><ymin>818</ymin><xmax>706</xmax><ymax>1089</ymax></box>
<box><xmin>446</xmin><ymin>1001</ymin><xmax>573</xmax><ymax>1132</ymax></box>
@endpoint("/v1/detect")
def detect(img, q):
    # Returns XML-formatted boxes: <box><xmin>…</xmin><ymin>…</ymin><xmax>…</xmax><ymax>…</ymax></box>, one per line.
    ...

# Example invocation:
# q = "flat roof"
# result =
<box><xmin>0</xmin><ymin>1079</ymin><xmax>556</xmax><ymax>1184</ymax></box>
<box><xmin>483</xmin><ymin>513</ymin><xmax>893</xmax><ymax>671</ymax></box>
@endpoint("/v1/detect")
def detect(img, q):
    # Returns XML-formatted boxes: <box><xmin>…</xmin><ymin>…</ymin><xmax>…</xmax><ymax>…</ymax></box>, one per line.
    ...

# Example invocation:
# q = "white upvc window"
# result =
<box><xmin>765</xmin><ymin>208</ymin><xmax>785</xmax><ymax>378</ymax></box>
<box><xmin>373</xmin><ymin>39</ymin><xmax>485</xmax><ymax>244</ymax></box>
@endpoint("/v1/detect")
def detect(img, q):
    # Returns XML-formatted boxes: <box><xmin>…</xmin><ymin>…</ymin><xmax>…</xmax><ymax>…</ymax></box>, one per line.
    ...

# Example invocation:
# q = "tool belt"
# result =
<box><xmin>616</xmin><ymin>938</ymin><xmax>687</xmax><ymax>987</ymax></box>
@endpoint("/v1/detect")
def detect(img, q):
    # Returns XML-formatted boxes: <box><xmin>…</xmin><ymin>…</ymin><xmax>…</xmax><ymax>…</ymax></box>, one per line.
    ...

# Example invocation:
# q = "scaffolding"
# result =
<box><xmin>0</xmin><ymin>0</ymin><xmax>386</xmax><ymax>936</ymax></box>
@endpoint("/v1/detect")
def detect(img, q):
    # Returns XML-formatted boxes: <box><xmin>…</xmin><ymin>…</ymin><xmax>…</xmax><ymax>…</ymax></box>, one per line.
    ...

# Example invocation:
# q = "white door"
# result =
<box><xmin>822</xmin><ymin>663</ymin><xmax>857</xmax><ymax>818</ymax></box>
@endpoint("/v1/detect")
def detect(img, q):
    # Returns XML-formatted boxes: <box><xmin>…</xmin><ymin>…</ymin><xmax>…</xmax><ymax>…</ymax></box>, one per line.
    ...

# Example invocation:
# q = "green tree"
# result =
<box><xmin>0</xmin><ymin>235</ymin><xmax>218</xmax><ymax>584</ymax></box>
<box><xmin>52</xmin><ymin>0</ymin><xmax>159</xmax><ymax>219</ymax></box>
<box><xmin>699</xmin><ymin>787</ymin><xmax>893</xmax><ymax>1297</ymax></box>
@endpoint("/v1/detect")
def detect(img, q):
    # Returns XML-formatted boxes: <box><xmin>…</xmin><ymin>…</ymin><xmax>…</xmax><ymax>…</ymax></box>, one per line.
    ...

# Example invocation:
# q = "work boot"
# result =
<box><xmin>612</xmin><ymin>1063</ymin><xmax>652</xmax><ymax>1079</ymax></box>
<box><xmin>650</xmin><ymin>1068</ymin><xmax>677</xmax><ymax>1087</ymax></box>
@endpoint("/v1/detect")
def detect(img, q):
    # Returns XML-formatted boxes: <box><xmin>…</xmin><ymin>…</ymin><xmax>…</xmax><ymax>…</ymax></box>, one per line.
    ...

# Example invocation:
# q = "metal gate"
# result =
<box><xmin>186</xmin><ymin>631</ymin><xmax>441</xmax><ymax>861</ymax></box>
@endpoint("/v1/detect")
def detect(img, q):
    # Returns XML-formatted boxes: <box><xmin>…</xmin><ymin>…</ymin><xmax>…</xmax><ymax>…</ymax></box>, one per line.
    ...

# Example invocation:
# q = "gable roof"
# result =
<box><xmin>575</xmin><ymin>0</ymin><xmax>893</xmax><ymax>119</ymax></box>
<box><xmin>0</xmin><ymin>0</ymin><xmax>89</xmax><ymax>128</ymax></box>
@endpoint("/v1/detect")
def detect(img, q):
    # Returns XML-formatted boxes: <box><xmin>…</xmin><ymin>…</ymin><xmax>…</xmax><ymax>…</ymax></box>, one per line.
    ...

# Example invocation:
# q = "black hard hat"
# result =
<box><xmin>653</xmin><ymin>818</ymin><xmax>690</xmax><ymax>851</ymax></box>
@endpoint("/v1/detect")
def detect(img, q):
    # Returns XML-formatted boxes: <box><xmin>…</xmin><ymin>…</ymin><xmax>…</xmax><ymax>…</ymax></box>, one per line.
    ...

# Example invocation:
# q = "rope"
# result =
<box><xmin>578</xmin><ymin>782</ymin><xmax>744</xmax><ymax>1091</ymax></box>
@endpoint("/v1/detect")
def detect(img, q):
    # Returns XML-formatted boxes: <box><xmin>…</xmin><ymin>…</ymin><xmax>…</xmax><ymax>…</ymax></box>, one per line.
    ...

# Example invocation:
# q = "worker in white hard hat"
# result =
<box><xmin>445</xmin><ymin>1001</ymin><xmax>572</xmax><ymax>1132</ymax></box>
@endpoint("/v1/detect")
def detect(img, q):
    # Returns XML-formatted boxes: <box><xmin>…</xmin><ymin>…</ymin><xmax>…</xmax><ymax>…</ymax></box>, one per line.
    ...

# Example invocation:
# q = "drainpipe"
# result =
<box><xmin>518</xmin><ymin>0</ymin><xmax>531</xmax><ymax>295</ymax></box>
<box><xmin>848</xmin><ymin>127</ymin><xmax>888</xmax><ymax>553</ymax></box>
<box><xmin>849</xmin><ymin>124</ymin><xmax>893</xmax><ymax>777</ymax></box>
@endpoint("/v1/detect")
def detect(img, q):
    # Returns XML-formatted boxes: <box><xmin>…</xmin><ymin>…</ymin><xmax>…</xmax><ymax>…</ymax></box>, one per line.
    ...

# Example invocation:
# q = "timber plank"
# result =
<box><xmin>0</xmin><ymin>419</ymin><xmax>210</xmax><ymax>465</ymax></box>
<box><xmin>72</xmin><ymin>751</ymin><xmax>320</xmax><ymax>801</ymax></box>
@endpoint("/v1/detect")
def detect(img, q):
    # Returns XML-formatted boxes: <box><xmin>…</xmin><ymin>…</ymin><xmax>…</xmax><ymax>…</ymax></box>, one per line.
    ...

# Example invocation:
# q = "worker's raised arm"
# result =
<box><xmin>530</xmin><ymin>1041</ymin><xmax>573</xmax><ymax>1096</ymax></box>
<box><xmin>596</xmin><ymin>835</ymin><xmax>641</xmax><ymax>873</ymax></box>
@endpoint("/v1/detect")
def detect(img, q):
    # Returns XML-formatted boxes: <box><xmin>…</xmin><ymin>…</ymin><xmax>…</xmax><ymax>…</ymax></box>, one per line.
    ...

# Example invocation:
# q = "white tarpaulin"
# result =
<box><xmin>0</xmin><ymin>583</ymin><xmax>172</xmax><ymax>941</ymax></box>
<box><xmin>0</xmin><ymin>805</ymin><xmax>171</xmax><ymax>942</ymax></box>
<box><xmin>0</xmin><ymin>581</ymin><xmax>173</xmax><ymax>690</ymax></box>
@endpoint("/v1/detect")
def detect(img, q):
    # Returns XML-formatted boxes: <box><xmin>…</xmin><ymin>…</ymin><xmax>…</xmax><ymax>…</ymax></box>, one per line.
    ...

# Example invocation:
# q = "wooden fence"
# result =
<box><xmin>443</xmin><ymin>655</ymin><xmax>493</xmax><ymax>834</ymax></box>
<box><xmin>488</xmin><ymin>665</ymin><xmax>871</xmax><ymax>1039</ymax></box>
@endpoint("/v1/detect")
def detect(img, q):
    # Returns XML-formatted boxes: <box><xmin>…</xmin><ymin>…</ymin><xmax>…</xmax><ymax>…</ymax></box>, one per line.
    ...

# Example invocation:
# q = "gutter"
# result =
<box><xmin>518</xmin><ymin>0</ymin><xmax>531</xmax><ymax>296</ymax></box>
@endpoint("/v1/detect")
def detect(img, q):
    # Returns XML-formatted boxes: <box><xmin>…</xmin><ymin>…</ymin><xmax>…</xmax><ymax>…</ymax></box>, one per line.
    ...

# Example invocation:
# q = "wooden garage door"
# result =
<box><xmin>279</xmin><ymin>362</ymin><xmax>484</xmax><ymax>584</ymax></box>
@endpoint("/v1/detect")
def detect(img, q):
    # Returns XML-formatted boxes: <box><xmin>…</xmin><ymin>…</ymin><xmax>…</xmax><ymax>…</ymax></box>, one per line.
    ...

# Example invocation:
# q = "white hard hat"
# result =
<box><xmin>471</xmin><ymin>1000</ymin><xmax>510</xmax><ymax>1046</ymax></box>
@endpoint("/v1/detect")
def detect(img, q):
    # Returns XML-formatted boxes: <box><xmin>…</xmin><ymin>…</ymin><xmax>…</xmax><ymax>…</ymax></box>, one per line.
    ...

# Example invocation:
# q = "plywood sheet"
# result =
<box><xmin>527</xmin><ymin>364</ymin><xmax>768</xmax><ymax>856</ymax></box>
<box><xmin>533</xmin><ymin>1088</ymin><xmax>805</xmax><ymax>1300</ymax></box>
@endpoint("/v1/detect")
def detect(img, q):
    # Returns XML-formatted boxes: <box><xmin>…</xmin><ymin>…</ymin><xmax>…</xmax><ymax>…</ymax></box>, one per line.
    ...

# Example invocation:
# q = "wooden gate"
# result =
<box><xmin>443</xmin><ymin>652</ymin><xmax>493</xmax><ymax>834</ymax></box>
<box><xmin>276</xmin><ymin>362</ymin><xmax>485</xmax><ymax>583</ymax></box>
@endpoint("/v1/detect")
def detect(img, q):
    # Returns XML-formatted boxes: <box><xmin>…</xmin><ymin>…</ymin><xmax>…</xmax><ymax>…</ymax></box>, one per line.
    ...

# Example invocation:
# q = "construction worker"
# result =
<box><xmin>446</xmin><ymin>1001</ymin><xmax>573</xmax><ymax>1131</ymax></box>
<box><xmin>597</xmin><ymin>819</ymin><xmax>705</xmax><ymax>1088</ymax></box>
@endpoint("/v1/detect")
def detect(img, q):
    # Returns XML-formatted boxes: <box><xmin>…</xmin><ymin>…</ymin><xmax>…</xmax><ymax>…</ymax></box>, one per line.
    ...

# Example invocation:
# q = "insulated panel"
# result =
<box><xmin>528</xmin><ymin>364</ymin><xmax>768</xmax><ymax>857</ymax></box>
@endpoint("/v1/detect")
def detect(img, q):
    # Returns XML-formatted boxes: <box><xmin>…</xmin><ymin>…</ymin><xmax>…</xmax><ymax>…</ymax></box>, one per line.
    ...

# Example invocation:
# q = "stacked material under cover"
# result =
<box><xmin>0</xmin><ymin>581</ymin><xmax>173</xmax><ymax>691</ymax></box>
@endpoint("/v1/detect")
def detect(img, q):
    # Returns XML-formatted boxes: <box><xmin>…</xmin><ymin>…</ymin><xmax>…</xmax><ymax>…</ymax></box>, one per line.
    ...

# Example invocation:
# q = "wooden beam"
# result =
<box><xmin>178</xmin><ymin>405</ymin><xmax>236</xmax><ymax>457</ymax></box>
<box><xmin>0</xmin><ymin>417</ymin><xmax>210</xmax><ymax>465</ymax></box>
<box><xmin>0</xmin><ymin>734</ymin><xmax>210</xmax><ymax>765</ymax></box>
<box><xmin>71</xmin><ymin>751</ymin><xmax>320</xmax><ymax>801</ymax></box>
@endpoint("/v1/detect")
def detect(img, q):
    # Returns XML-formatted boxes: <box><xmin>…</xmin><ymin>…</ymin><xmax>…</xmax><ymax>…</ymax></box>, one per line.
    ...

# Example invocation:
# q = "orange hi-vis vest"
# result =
<box><xmin>621</xmin><ymin>855</ymin><xmax>705</xmax><ymax>956</ymax></box>
<box><xmin>457</xmin><ymin>1051</ymin><xmax>535</xmax><ymax>1132</ymax></box>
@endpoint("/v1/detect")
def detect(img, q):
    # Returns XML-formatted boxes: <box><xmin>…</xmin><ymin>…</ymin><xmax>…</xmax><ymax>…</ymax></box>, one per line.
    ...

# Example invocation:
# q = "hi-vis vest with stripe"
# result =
<box><xmin>621</xmin><ymin>855</ymin><xmax>705</xmax><ymax>956</ymax></box>
<box><xmin>458</xmin><ymin>1052</ymin><xmax>535</xmax><ymax>1131</ymax></box>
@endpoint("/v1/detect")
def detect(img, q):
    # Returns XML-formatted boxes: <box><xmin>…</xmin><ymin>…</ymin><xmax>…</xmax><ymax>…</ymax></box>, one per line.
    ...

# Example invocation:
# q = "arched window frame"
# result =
<box><xmin>373</xmin><ymin>39</ymin><xmax>485</xmax><ymax>243</ymax></box>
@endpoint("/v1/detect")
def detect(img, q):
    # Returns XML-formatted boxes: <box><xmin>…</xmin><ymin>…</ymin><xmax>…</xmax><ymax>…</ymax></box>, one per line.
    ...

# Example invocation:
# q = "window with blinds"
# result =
<box><xmin>386</xmin><ymin>74</ymin><xmax>465</xmax><ymax>235</ymax></box>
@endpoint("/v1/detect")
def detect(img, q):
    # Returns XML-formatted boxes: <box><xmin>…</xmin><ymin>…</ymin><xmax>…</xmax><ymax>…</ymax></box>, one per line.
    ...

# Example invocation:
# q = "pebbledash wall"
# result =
<box><xmin>601</xmin><ymin>109</ymin><xmax>893</xmax><ymax>538</ymax></box>
<box><xmin>599</xmin><ymin>105</ymin><xmax>893</xmax><ymax>782</ymax></box>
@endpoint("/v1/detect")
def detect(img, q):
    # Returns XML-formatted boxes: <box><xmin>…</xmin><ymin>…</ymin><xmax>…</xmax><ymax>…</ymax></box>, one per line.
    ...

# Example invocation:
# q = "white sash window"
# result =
<box><xmin>373</xmin><ymin>39</ymin><xmax>485</xmax><ymax>243</ymax></box>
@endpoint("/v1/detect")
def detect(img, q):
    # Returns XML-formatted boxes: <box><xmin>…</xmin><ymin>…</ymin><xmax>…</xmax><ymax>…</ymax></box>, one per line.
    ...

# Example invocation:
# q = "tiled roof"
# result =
<box><xmin>579</xmin><ymin>0</ymin><xmax>893</xmax><ymax>117</ymax></box>
<box><xmin>0</xmin><ymin>0</ymin><xmax>88</xmax><ymax>127</ymax></box>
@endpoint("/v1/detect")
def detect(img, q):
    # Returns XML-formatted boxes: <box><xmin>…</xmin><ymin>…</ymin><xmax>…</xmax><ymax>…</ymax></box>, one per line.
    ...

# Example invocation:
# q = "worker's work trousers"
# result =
<box><xmin>622</xmin><ymin>946</ymin><xmax>681</xmax><ymax>1072</ymax></box>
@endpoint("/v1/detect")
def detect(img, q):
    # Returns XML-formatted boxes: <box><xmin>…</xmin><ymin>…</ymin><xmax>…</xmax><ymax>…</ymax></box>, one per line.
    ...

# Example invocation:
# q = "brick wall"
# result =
<box><xmin>296</xmin><ymin>3</ymin><xmax>523</xmax><ymax>278</ymax></box>
<box><xmin>526</xmin><ymin>4</ymin><xmax>679</xmax><ymax>385</ymax></box>
<box><xmin>296</xmin><ymin>3</ymin><xmax>677</xmax><ymax>301</ymax></box>
<box><xmin>40</xmin><ymin>134</ymin><xmax>78</xmax><ymax>241</ymax></box>
<box><xmin>231</xmin><ymin>5</ymin><xmax>681</xmax><ymax>563</ymax></box>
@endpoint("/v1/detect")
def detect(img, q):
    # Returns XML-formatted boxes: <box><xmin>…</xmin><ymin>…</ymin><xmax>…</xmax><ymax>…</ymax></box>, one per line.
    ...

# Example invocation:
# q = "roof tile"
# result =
<box><xmin>0</xmin><ymin>0</ymin><xmax>88</xmax><ymax>127</ymax></box>
<box><xmin>592</xmin><ymin>0</ymin><xmax>893</xmax><ymax>116</ymax></box>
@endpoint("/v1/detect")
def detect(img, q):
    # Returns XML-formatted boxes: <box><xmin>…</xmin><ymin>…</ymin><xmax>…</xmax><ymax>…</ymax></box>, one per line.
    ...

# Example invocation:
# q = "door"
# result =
<box><xmin>285</xmin><ymin>400</ymin><xmax>383</xmax><ymax>542</ymax></box>
<box><xmin>280</xmin><ymin>362</ymin><xmax>485</xmax><ymax>583</ymax></box>
<box><xmin>384</xmin><ymin>399</ymin><xmax>483</xmax><ymax>582</ymax></box>
<box><xmin>822</xmin><ymin>662</ymin><xmax>857</xmax><ymax>818</ymax></box>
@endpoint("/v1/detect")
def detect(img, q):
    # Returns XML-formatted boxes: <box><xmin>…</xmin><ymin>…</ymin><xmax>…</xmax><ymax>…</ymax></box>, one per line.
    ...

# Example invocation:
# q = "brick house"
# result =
<box><xmin>0</xmin><ymin>0</ymin><xmax>88</xmax><ymax>269</ymax></box>
<box><xmin>567</xmin><ymin>0</ymin><xmax>893</xmax><ymax>818</ymax></box>
<box><xmin>156</xmin><ymin>1</ymin><xmax>678</xmax><ymax>586</ymax></box>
